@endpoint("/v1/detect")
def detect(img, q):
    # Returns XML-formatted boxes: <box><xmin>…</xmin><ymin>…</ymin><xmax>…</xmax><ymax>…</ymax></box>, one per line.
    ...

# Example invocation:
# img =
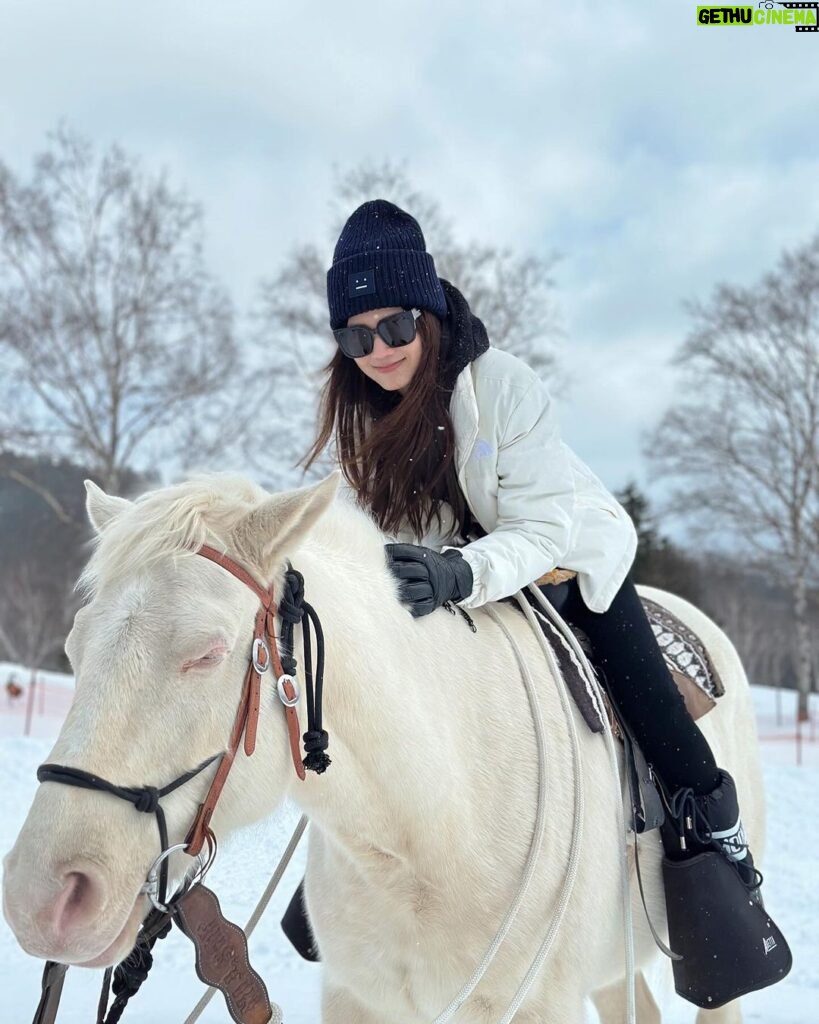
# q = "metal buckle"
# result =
<box><xmin>277</xmin><ymin>674</ymin><xmax>300</xmax><ymax>707</ymax></box>
<box><xmin>252</xmin><ymin>637</ymin><xmax>271</xmax><ymax>674</ymax></box>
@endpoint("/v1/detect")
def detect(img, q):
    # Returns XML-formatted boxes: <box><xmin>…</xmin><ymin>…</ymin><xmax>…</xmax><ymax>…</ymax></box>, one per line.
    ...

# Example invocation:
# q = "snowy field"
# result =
<box><xmin>0</xmin><ymin>675</ymin><xmax>815</xmax><ymax>1023</ymax></box>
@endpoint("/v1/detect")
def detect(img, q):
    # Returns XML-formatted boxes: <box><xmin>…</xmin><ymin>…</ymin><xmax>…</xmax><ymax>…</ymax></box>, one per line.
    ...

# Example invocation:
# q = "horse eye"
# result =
<box><xmin>182</xmin><ymin>643</ymin><xmax>229</xmax><ymax>672</ymax></box>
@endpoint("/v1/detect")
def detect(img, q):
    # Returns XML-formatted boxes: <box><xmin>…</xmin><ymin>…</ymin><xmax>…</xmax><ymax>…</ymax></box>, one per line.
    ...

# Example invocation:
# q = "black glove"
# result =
<box><xmin>385</xmin><ymin>543</ymin><xmax>474</xmax><ymax>618</ymax></box>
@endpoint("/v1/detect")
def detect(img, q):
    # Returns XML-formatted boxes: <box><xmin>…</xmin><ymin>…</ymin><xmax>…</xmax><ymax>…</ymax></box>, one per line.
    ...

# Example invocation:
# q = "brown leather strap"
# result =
<box><xmin>244</xmin><ymin>670</ymin><xmax>262</xmax><ymax>757</ymax></box>
<box><xmin>243</xmin><ymin>607</ymin><xmax>267</xmax><ymax>757</ymax></box>
<box><xmin>187</xmin><ymin>753</ymin><xmax>239</xmax><ymax>856</ymax></box>
<box><xmin>174</xmin><ymin>883</ymin><xmax>276</xmax><ymax>1024</ymax></box>
<box><xmin>186</xmin><ymin>661</ymin><xmax>254</xmax><ymax>856</ymax></box>
<box><xmin>186</xmin><ymin>548</ymin><xmax>306</xmax><ymax>856</ymax></box>
<box><xmin>198</xmin><ymin>545</ymin><xmax>273</xmax><ymax>609</ymax></box>
<box><xmin>259</xmin><ymin>599</ymin><xmax>305</xmax><ymax>782</ymax></box>
<box><xmin>535</xmin><ymin>567</ymin><xmax>577</xmax><ymax>586</ymax></box>
<box><xmin>284</xmin><ymin>701</ymin><xmax>306</xmax><ymax>783</ymax></box>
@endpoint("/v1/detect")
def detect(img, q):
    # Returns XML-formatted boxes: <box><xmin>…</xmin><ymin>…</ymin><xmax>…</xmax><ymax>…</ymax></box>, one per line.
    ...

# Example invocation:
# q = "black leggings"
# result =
<box><xmin>538</xmin><ymin>573</ymin><xmax>720</xmax><ymax>794</ymax></box>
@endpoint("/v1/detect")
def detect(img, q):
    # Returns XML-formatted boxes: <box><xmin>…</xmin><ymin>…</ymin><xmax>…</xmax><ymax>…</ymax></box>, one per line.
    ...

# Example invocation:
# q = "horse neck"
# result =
<box><xmin>283</xmin><ymin>529</ymin><xmax>457</xmax><ymax>865</ymax></box>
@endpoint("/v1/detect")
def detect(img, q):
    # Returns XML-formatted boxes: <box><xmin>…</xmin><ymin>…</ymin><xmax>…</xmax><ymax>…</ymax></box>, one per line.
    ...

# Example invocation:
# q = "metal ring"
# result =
<box><xmin>277</xmin><ymin>674</ymin><xmax>300</xmax><ymax>707</ymax></box>
<box><xmin>140</xmin><ymin>843</ymin><xmax>207</xmax><ymax>913</ymax></box>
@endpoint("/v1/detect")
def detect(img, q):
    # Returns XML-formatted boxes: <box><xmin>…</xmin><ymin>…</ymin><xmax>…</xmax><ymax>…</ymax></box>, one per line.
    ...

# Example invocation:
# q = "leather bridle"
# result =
<box><xmin>183</xmin><ymin>544</ymin><xmax>308</xmax><ymax>856</ymax></box>
<box><xmin>28</xmin><ymin>544</ymin><xmax>329</xmax><ymax>1024</ymax></box>
<box><xmin>36</xmin><ymin>544</ymin><xmax>315</xmax><ymax>929</ymax></box>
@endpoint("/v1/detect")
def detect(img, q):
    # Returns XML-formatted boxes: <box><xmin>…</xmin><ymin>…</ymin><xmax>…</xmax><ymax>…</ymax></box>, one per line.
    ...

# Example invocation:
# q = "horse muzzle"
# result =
<box><xmin>2</xmin><ymin>841</ymin><xmax>146</xmax><ymax>966</ymax></box>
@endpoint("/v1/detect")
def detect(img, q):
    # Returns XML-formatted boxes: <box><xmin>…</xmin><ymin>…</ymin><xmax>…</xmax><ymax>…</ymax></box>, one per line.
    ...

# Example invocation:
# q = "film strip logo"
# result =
<box><xmin>767</xmin><ymin>1</ymin><xmax>819</xmax><ymax>31</ymax></box>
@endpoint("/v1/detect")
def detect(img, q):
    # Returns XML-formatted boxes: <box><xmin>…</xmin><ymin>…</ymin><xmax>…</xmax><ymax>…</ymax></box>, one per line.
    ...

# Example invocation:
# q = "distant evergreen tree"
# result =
<box><xmin>0</xmin><ymin>451</ymin><xmax>154</xmax><ymax>670</ymax></box>
<box><xmin>616</xmin><ymin>481</ymin><xmax>702</xmax><ymax>606</ymax></box>
<box><xmin>615</xmin><ymin>482</ymin><xmax>818</xmax><ymax>694</ymax></box>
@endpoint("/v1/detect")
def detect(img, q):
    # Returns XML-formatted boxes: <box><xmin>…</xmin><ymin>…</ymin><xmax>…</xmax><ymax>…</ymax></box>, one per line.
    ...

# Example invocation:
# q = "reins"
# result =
<box><xmin>525</xmin><ymin>584</ymin><xmax>638</xmax><ymax>1024</ymax></box>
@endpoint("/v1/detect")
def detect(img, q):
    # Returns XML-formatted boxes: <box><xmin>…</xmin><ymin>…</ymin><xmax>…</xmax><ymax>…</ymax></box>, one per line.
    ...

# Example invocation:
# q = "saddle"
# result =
<box><xmin>517</xmin><ymin>569</ymin><xmax>726</xmax><ymax>836</ymax></box>
<box><xmin>530</xmin><ymin>568</ymin><xmax>725</xmax><ymax>735</ymax></box>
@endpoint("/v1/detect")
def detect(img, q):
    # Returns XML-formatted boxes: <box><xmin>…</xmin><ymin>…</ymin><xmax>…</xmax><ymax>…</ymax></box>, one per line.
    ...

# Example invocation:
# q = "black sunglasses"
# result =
<box><xmin>333</xmin><ymin>308</ymin><xmax>421</xmax><ymax>359</ymax></box>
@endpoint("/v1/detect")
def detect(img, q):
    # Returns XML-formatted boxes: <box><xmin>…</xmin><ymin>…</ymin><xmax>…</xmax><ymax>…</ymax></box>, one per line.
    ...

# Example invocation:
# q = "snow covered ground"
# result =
<box><xmin>0</xmin><ymin>679</ymin><xmax>815</xmax><ymax>1023</ymax></box>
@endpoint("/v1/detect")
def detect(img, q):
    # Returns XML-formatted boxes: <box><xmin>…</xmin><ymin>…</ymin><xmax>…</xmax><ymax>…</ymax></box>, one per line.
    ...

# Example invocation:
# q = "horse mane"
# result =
<box><xmin>77</xmin><ymin>472</ymin><xmax>388</xmax><ymax>597</ymax></box>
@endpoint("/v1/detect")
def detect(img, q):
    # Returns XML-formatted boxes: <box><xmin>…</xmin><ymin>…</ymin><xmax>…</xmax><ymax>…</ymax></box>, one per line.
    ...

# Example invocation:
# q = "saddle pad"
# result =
<box><xmin>524</xmin><ymin>599</ymin><xmax>608</xmax><ymax>733</ymax></box>
<box><xmin>642</xmin><ymin>595</ymin><xmax>725</xmax><ymax>701</ymax></box>
<box><xmin>514</xmin><ymin>590</ymin><xmax>724</xmax><ymax>734</ymax></box>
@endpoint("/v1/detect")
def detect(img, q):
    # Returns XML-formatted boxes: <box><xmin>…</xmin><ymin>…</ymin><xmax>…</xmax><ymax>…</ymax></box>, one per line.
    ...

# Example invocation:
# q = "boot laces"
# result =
<box><xmin>667</xmin><ymin>787</ymin><xmax>764</xmax><ymax>892</ymax></box>
<box><xmin>667</xmin><ymin>787</ymin><xmax>712</xmax><ymax>846</ymax></box>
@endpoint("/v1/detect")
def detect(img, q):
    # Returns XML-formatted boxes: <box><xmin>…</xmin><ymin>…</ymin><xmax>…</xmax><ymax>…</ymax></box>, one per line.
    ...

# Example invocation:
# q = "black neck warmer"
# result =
<box><xmin>436</xmin><ymin>278</ymin><xmax>491</xmax><ymax>395</ymax></box>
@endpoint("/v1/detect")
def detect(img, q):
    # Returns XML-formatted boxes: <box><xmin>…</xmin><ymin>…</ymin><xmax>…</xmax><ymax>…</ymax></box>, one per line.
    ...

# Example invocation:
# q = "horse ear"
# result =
<box><xmin>232</xmin><ymin>471</ymin><xmax>340</xmax><ymax>575</ymax></box>
<box><xmin>84</xmin><ymin>480</ymin><xmax>132</xmax><ymax>533</ymax></box>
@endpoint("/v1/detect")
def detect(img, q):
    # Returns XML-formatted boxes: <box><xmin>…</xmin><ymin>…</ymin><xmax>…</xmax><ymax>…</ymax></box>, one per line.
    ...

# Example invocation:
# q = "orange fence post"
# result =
<box><xmin>24</xmin><ymin>672</ymin><xmax>36</xmax><ymax>737</ymax></box>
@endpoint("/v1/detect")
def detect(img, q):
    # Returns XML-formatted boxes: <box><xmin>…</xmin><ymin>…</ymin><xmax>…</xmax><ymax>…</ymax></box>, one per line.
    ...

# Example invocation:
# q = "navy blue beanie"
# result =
<box><xmin>326</xmin><ymin>199</ymin><xmax>447</xmax><ymax>329</ymax></box>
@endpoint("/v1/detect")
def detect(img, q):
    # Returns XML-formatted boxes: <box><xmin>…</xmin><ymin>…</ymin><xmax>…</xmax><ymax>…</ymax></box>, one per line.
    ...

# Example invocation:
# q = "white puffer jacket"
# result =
<box><xmin>388</xmin><ymin>347</ymin><xmax>637</xmax><ymax>613</ymax></box>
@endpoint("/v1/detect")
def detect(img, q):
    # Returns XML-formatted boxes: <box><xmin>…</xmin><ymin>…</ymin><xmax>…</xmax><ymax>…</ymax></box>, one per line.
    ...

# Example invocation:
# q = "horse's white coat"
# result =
<box><xmin>2</xmin><ymin>474</ymin><xmax>762</xmax><ymax>1023</ymax></box>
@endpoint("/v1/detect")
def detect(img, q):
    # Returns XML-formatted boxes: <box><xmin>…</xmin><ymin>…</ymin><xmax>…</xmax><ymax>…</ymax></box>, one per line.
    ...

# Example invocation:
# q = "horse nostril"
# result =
<box><xmin>51</xmin><ymin>870</ymin><xmax>99</xmax><ymax>939</ymax></box>
<box><xmin>65</xmin><ymin>872</ymin><xmax>90</xmax><ymax>909</ymax></box>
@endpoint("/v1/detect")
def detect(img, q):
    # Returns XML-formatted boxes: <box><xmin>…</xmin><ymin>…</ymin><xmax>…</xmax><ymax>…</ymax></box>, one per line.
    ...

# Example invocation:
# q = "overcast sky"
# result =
<box><xmin>2</xmin><ymin>0</ymin><xmax>818</xmax><ymax>525</ymax></box>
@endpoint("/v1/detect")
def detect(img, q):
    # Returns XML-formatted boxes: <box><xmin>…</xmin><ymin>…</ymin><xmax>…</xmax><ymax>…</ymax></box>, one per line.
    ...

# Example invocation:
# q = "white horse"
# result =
<box><xmin>3</xmin><ymin>472</ymin><xmax>763</xmax><ymax>1023</ymax></box>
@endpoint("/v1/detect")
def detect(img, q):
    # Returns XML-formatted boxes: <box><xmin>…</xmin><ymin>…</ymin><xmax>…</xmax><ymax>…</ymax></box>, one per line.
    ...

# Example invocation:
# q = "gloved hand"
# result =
<box><xmin>385</xmin><ymin>543</ymin><xmax>474</xmax><ymax>618</ymax></box>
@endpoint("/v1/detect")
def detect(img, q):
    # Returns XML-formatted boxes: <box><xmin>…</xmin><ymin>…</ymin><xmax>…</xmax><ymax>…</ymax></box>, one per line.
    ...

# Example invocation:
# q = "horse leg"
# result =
<box><xmin>321</xmin><ymin>983</ymin><xmax>384</xmax><ymax>1024</ymax></box>
<box><xmin>591</xmin><ymin>972</ymin><xmax>661</xmax><ymax>1024</ymax></box>
<box><xmin>695</xmin><ymin>1001</ymin><xmax>743</xmax><ymax>1024</ymax></box>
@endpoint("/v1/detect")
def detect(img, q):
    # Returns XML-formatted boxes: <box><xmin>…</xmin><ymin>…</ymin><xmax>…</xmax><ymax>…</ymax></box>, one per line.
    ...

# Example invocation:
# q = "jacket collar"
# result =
<box><xmin>449</xmin><ymin>361</ymin><xmax>480</xmax><ymax>482</ymax></box>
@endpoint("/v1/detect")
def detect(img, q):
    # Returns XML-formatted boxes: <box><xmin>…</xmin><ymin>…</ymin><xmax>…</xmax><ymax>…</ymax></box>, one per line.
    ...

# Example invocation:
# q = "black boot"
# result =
<box><xmin>660</xmin><ymin>769</ymin><xmax>762</xmax><ymax>898</ymax></box>
<box><xmin>658</xmin><ymin>769</ymin><xmax>791</xmax><ymax>1008</ymax></box>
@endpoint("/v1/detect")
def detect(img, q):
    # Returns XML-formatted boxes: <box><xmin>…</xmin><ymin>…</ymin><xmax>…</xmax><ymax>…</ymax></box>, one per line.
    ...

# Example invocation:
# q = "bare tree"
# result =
<box><xmin>250</xmin><ymin>162</ymin><xmax>563</xmax><ymax>485</ymax></box>
<box><xmin>699</xmin><ymin>554</ymin><xmax>795</xmax><ymax>688</ymax></box>
<box><xmin>0</xmin><ymin>123</ymin><xmax>240</xmax><ymax>503</ymax></box>
<box><xmin>0</xmin><ymin>563</ymin><xmax>74</xmax><ymax>672</ymax></box>
<box><xmin>646</xmin><ymin>233</ymin><xmax>819</xmax><ymax>719</ymax></box>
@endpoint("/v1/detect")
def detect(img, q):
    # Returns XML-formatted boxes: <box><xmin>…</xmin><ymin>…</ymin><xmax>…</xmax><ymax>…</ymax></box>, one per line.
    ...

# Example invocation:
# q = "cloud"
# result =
<box><xmin>1</xmin><ymin>0</ymin><xmax>817</xmax><ymax>501</ymax></box>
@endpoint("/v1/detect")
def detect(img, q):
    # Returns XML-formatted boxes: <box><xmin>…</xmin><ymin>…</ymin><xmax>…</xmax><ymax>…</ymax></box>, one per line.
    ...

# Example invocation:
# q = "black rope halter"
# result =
<box><xmin>34</xmin><ymin>756</ymin><xmax>218</xmax><ymax>1024</ymax></box>
<box><xmin>280</xmin><ymin>565</ymin><xmax>331</xmax><ymax>774</ymax></box>
<box><xmin>36</xmin><ymin>757</ymin><xmax>218</xmax><ymax>908</ymax></box>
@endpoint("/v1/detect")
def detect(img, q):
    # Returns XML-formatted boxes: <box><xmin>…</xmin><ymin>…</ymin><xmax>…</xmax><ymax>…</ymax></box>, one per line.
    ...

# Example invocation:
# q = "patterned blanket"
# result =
<box><xmin>515</xmin><ymin>589</ymin><xmax>724</xmax><ymax>734</ymax></box>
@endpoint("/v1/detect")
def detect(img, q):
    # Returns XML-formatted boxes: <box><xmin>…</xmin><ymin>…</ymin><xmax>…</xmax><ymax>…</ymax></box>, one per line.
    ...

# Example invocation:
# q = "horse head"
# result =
<box><xmin>2</xmin><ymin>471</ymin><xmax>339</xmax><ymax>969</ymax></box>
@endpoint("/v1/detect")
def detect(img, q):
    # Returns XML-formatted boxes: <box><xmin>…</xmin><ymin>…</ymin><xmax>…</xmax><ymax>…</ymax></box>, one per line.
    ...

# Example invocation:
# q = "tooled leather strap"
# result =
<box><xmin>186</xmin><ymin>547</ymin><xmax>305</xmax><ymax>857</ymax></box>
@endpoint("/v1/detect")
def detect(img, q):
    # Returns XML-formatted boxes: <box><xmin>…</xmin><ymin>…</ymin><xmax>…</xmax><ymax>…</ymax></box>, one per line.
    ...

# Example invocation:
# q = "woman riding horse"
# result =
<box><xmin>285</xmin><ymin>198</ymin><xmax>786</xmax><ymax>1002</ymax></box>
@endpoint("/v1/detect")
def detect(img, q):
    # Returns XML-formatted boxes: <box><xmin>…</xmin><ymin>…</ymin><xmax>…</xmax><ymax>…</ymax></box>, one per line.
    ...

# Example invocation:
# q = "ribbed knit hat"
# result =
<box><xmin>326</xmin><ymin>199</ymin><xmax>447</xmax><ymax>329</ymax></box>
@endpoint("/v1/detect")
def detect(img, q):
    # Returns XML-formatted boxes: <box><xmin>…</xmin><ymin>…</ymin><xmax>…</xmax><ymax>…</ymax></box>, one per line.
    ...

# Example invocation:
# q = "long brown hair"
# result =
<box><xmin>300</xmin><ymin>311</ymin><xmax>470</xmax><ymax>541</ymax></box>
